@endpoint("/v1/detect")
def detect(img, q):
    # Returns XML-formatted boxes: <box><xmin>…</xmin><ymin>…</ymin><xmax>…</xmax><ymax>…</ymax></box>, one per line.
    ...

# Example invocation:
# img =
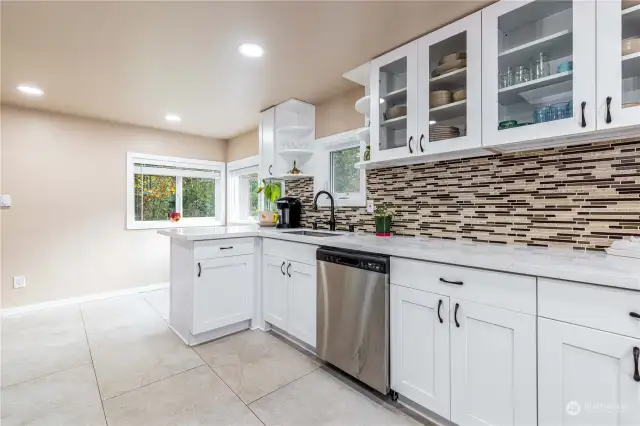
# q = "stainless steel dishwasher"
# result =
<box><xmin>316</xmin><ymin>247</ymin><xmax>391</xmax><ymax>395</ymax></box>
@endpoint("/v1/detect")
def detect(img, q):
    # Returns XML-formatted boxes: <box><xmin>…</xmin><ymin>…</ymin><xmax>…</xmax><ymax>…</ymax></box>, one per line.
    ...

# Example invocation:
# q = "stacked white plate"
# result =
<box><xmin>430</xmin><ymin>126</ymin><xmax>460</xmax><ymax>142</ymax></box>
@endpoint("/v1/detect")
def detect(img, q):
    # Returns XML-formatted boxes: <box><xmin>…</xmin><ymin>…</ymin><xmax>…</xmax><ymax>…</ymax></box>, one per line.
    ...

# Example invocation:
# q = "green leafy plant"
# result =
<box><xmin>373</xmin><ymin>204</ymin><xmax>394</xmax><ymax>218</ymax></box>
<box><xmin>257</xmin><ymin>179</ymin><xmax>281</xmax><ymax>212</ymax></box>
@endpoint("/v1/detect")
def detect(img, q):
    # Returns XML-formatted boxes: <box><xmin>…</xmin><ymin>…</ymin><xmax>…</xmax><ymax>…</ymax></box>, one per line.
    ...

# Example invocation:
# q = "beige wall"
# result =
<box><xmin>315</xmin><ymin>87</ymin><xmax>365</xmax><ymax>139</ymax></box>
<box><xmin>1</xmin><ymin>106</ymin><xmax>226</xmax><ymax>308</ymax></box>
<box><xmin>227</xmin><ymin>128</ymin><xmax>259</xmax><ymax>162</ymax></box>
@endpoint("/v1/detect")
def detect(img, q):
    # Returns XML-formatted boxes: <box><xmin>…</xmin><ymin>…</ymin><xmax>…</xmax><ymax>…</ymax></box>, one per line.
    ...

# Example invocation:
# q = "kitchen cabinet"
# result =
<box><xmin>450</xmin><ymin>299</ymin><xmax>537</xmax><ymax>426</ymax></box>
<box><xmin>370</xmin><ymin>42</ymin><xmax>418</xmax><ymax>162</ymax></box>
<box><xmin>286</xmin><ymin>261</ymin><xmax>317</xmax><ymax>347</ymax></box>
<box><xmin>417</xmin><ymin>12</ymin><xmax>482</xmax><ymax>156</ymax></box>
<box><xmin>597</xmin><ymin>0</ymin><xmax>640</xmax><ymax>131</ymax></box>
<box><xmin>259</xmin><ymin>107</ymin><xmax>275</xmax><ymax>178</ymax></box>
<box><xmin>482</xmin><ymin>0</ymin><xmax>597</xmax><ymax>148</ymax></box>
<box><xmin>538</xmin><ymin>318</ymin><xmax>640</xmax><ymax>426</ymax></box>
<box><xmin>391</xmin><ymin>285</ymin><xmax>451</xmax><ymax>418</ymax></box>
<box><xmin>263</xmin><ymin>254</ymin><xmax>288</xmax><ymax>330</ymax></box>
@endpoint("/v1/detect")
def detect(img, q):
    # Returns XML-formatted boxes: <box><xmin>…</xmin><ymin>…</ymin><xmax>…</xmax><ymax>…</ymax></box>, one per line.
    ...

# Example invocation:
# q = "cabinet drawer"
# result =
<box><xmin>194</xmin><ymin>238</ymin><xmax>255</xmax><ymax>259</ymax></box>
<box><xmin>263</xmin><ymin>238</ymin><xmax>317</xmax><ymax>266</ymax></box>
<box><xmin>539</xmin><ymin>278</ymin><xmax>640</xmax><ymax>339</ymax></box>
<box><xmin>391</xmin><ymin>258</ymin><xmax>536</xmax><ymax>314</ymax></box>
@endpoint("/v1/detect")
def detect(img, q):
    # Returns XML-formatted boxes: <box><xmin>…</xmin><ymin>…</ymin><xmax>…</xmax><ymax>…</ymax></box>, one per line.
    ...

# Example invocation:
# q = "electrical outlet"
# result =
<box><xmin>13</xmin><ymin>276</ymin><xmax>26</xmax><ymax>289</ymax></box>
<box><xmin>366</xmin><ymin>200</ymin><xmax>374</xmax><ymax>214</ymax></box>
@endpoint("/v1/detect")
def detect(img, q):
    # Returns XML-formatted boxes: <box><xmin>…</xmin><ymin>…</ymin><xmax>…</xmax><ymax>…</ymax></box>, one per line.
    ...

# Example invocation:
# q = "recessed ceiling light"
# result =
<box><xmin>238</xmin><ymin>43</ymin><xmax>265</xmax><ymax>58</ymax></box>
<box><xmin>165</xmin><ymin>114</ymin><xmax>181</xmax><ymax>123</ymax></box>
<box><xmin>16</xmin><ymin>84</ymin><xmax>44</xmax><ymax>97</ymax></box>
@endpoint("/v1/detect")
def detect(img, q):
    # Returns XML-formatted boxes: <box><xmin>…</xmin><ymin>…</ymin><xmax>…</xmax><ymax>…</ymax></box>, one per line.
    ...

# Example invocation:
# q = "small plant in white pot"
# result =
<box><xmin>257</xmin><ymin>179</ymin><xmax>281</xmax><ymax>226</ymax></box>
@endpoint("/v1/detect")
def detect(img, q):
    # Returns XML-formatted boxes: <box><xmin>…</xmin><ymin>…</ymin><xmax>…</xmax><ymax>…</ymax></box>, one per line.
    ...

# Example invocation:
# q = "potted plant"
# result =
<box><xmin>257</xmin><ymin>179</ymin><xmax>281</xmax><ymax>226</ymax></box>
<box><xmin>374</xmin><ymin>205</ymin><xmax>393</xmax><ymax>237</ymax></box>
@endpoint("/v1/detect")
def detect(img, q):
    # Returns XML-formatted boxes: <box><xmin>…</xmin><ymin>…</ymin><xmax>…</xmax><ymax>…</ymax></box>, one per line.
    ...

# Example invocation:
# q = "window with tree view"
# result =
<box><xmin>227</xmin><ymin>161</ymin><xmax>260</xmax><ymax>223</ymax></box>
<box><xmin>331</xmin><ymin>147</ymin><xmax>360</xmax><ymax>194</ymax></box>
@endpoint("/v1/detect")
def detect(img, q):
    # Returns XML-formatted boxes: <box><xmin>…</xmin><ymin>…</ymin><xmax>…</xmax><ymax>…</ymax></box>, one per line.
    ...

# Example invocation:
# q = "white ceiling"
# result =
<box><xmin>1</xmin><ymin>1</ymin><xmax>491</xmax><ymax>139</ymax></box>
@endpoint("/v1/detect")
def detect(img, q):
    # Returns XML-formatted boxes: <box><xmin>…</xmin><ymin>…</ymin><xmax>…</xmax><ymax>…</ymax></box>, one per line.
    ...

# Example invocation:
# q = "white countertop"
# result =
<box><xmin>158</xmin><ymin>226</ymin><xmax>640</xmax><ymax>291</ymax></box>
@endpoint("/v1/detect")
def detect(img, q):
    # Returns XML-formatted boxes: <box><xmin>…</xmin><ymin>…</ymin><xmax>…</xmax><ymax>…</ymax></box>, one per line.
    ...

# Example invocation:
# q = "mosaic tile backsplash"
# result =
<box><xmin>285</xmin><ymin>138</ymin><xmax>640</xmax><ymax>251</ymax></box>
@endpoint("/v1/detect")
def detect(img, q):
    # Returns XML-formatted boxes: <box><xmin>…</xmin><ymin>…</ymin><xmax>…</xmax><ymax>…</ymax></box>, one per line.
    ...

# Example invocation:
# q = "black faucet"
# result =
<box><xmin>312</xmin><ymin>190</ymin><xmax>336</xmax><ymax>231</ymax></box>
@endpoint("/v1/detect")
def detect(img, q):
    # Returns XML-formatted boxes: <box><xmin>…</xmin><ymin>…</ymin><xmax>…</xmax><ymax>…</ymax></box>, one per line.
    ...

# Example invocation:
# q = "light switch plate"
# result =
<box><xmin>0</xmin><ymin>195</ymin><xmax>11</xmax><ymax>207</ymax></box>
<box><xmin>366</xmin><ymin>200</ymin><xmax>374</xmax><ymax>214</ymax></box>
<box><xmin>13</xmin><ymin>276</ymin><xmax>26</xmax><ymax>289</ymax></box>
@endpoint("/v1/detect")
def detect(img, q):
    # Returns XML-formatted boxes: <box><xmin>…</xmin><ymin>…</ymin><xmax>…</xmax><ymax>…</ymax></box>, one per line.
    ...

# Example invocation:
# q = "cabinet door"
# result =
<box><xmin>391</xmin><ymin>285</ymin><xmax>451</xmax><ymax>419</ymax></box>
<box><xmin>259</xmin><ymin>107</ymin><xmax>275</xmax><ymax>178</ymax></box>
<box><xmin>539</xmin><ymin>318</ymin><xmax>640</xmax><ymax>426</ymax></box>
<box><xmin>450</xmin><ymin>299</ymin><xmax>537</xmax><ymax>426</ymax></box>
<box><xmin>263</xmin><ymin>254</ymin><xmax>288</xmax><ymax>329</ymax></box>
<box><xmin>192</xmin><ymin>255</ymin><xmax>253</xmax><ymax>334</ymax></box>
<box><xmin>370</xmin><ymin>41</ymin><xmax>418</xmax><ymax>162</ymax></box>
<box><xmin>482</xmin><ymin>0</ymin><xmax>597</xmax><ymax>148</ymax></box>
<box><xmin>417</xmin><ymin>12</ymin><xmax>482</xmax><ymax>156</ymax></box>
<box><xmin>597</xmin><ymin>0</ymin><xmax>640</xmax><ymax>130</ymax></box>
<box><xmin>286</xmin><ymin>261</ymin><xmax>316</xmax><ymax>347</ymax></box>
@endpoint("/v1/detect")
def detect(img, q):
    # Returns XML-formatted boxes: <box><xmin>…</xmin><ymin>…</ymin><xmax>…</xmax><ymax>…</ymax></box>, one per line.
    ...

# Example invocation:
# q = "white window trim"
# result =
<box><xmin>126</xmin><ymin>152</ymin><xmax>226</xmax><ymax>230</ymax></box>
<box><xmin>313</xmin><ymin>129</ymin><xmax>367</xmax><ymax>207</ymax></box>
<box><xmin>227</xmin><ymin>155</ymin><xmax>260</xmax><ymax>225</ymax></box>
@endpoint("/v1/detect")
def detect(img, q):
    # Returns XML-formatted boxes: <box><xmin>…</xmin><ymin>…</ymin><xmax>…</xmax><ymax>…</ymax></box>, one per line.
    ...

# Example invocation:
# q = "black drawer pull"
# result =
<box><xmin>197</xmin><ymin>262</ymin><xmax>201</xmax><ymax>277</ymax></box>
<box><xmin>220</xmin><ymin>246</ymin><xmax>234</xmax><ymax>250</ymax></box>
<box><xmin>634</xmin><ymin>347</ymin><xmax>640</xmax><ymax>382</ymax></box>
<box><xmin>287</xmin><ymin>263</ymin><xmax>292</xmax><ymax>277</ymax></box>
<box><xmin>437</xmin><ymin>299</ymin><xmax>443</xmax><ymax>324</ymax></box>
<box><xmin>580</xmin><ymin>101</ymin><xmax>587</xmax><ymax>128</ymax></box>
<box><xmin>440</xmin><ymin>278</ymin><xmax>463</xmax><ymax>286</ymax></box>
<box><xmin>408</xmin><ymin>136</ymin><xmax>414</xmax><ymax>154</ymax></box>
<box><xmin>630</xmin><ymin>312</ymin><xmax>640</xmax><ymax>319</ymax></box>
<box><xmin>280</xmin><ymin>261</ymin><xmax>285</xmax><ymax>276</ymax></box>
<box><xmin>419</xmin><ymin>134</ymin><xmax>425</xmax><ymax>152</ymax></box>
<box><xmin>606</xmin><ymin>96</ymin><xmax>612</xmax><ymax>124</ymax></box>
<box><xmin>454</xmin><ymin>303</ymin><xmax>460</xmax><ymax>328</ymax></box>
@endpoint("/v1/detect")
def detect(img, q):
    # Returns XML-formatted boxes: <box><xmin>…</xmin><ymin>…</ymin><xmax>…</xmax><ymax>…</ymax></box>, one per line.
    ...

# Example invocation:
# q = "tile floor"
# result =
<box><xmin>2</xmin><ymin>289</ymin><xmax>430</xmax><ymax>426</ymax></box>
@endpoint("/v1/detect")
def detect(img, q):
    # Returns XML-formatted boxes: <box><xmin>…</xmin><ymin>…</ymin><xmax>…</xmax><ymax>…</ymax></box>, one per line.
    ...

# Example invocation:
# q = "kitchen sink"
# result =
<box><xmin>287</xmin><ymin>230</ymin><xmax>339</xmax><ymax>238</ymax></box>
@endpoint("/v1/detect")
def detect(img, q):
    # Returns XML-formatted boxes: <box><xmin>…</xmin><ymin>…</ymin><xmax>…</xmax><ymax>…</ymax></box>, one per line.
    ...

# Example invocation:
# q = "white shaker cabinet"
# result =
<box><xmin>417</xmin><ymin>11</ymin><xmax>482</xmax><ymax>156</ymax></box>
<box><xmin>391</xmin><ymin>285</ymin><xmax>451</xmax><ymax>419</ymax></box>
<box><xmin>370</xmin><ymin>41</ymin><xmax>418</xmax><ymax>162</ymax></box>
<box><xmin>538</xmin><ymin>318</ymin><xmax>640</xmax><ymax>426</ymax></box>
<box><xmin>259</xmin><ymin>107</ymin><xmax>276</xmax><ymax>178</ymax></box>
<box><xmin>482</xmin><ymin>0</ymin><xmax>597</xmax><ymax>148</ymax></box>
<box><xmin>597</xmin><ymin>0</ymin><xmax>640</xmax><ymax>131</ymax></box>
<box><xmin>450</xmin><ymin>299</ymin><xmax>537</xmax><ymax>426</ymax></box>
<box><xmin>263</xmin><ymin>254</ymin><xmax>288</xmax><ymax>330</ymax></box>
<box><xmin>286</xmin><ymin>261</ymin><xmax>317</xmax><ymax>348</ymax></box>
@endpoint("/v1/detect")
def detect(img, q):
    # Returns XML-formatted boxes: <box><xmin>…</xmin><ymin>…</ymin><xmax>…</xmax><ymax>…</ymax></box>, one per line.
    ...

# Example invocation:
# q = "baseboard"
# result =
<box><xmin>1</xmin><ymin>282</ymin><xmax>169</xmax><ymax>316</ymax></box>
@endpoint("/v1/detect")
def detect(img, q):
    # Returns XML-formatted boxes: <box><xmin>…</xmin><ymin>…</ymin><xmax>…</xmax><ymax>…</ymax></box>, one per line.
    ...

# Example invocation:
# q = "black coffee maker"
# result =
<box><xmin>276</xmin><ymin>197</ymin><xmax>302</xmax><ymax>228</ymax></box>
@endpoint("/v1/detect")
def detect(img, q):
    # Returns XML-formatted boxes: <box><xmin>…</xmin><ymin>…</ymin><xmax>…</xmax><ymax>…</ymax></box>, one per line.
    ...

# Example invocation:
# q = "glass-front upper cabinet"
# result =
<box><xmin>417</xmin><ymin>12</ymin><xmax>482</xmax><ymax>156</ymax></box>
<box><xmin>370</xmin><ymin>42</ymin><xmax>418</xmax><ymax>162</ymax></box>
<box><xmin>597</xmin><ymin>0</ymin><xmax>640</xmax><ymax>130</ymax></box>
<box><xmin>482</xmin><ymin>0</ymin><xmax>597</xmax><ymax>148</ymax></box>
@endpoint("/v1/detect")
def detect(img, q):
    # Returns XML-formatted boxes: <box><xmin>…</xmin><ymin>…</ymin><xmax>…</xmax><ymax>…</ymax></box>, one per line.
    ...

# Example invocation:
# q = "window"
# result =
<box><xmin>127</xmin><ymin>153</ymin><xmax>225</xmax><ymax>229</ymax></box>
<box><xmin>227</xmin><ymin>156</ymin><xmax>260</xmax><ymax>224</ymax></box>
<box><xmin>314</xmin><ymin>130</ymin><xmax>366</xmax><ymax>207</ymax></box>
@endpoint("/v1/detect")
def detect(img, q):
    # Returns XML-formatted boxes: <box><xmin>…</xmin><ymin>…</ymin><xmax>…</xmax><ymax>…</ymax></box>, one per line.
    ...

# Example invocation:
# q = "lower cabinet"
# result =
<box><xmin>538</xmin><ymin>318</ymin><xmax>640</xmax><ymax>426</ymax></box>
<box><xmin>192</xmin><ymin>254</ymin><xmax>254</xmax><ymax>334</ymax></box>
<box><xmin>263</xmin><ymin>253</ymin><xmax>317</xmax><ymax>348</ymax></box>
<box><xmin>450</xmin><ymin>299</ymin><xmax>537</xmax><ymax>426</ymax></box>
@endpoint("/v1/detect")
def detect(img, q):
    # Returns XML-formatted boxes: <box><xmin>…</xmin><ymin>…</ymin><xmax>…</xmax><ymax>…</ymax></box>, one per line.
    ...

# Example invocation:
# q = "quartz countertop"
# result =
<box><xmin>158</xmin><ymin>226</ymin><xmax>640</xmax><ymax>291</ymax></box>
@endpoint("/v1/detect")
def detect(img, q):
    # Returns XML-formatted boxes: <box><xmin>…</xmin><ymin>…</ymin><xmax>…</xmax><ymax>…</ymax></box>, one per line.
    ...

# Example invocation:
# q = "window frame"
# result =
<box><xmin>313</xmin><ymin>130</ymin><xmax>367</xmax><ymax>207</ymax></box>
<box><xmin>227</xmin><ymin>155</ymin><xmax>260</xmax><ymax>225</ymax></box>
<box><xmin>126</xmin><ymin>152</ymin><xmax>226</xmax><ymax>230</ymax></box>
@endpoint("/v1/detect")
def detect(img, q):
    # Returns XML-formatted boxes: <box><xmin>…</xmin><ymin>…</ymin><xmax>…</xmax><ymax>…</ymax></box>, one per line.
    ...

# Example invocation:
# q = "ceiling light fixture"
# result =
<box><xmin>238</xmin><ymin>43</ymin><xmax>265</xmax><ymax>58</ymax></box>
<box><xmin>16</xmin><ymin>84</ymin><xmax>44</xmax><ymax>97</ymax></box>
<box><xmin>165</xmin><ymin>114</ymin><xmax>182</xmax><ymax>123</ymax></box>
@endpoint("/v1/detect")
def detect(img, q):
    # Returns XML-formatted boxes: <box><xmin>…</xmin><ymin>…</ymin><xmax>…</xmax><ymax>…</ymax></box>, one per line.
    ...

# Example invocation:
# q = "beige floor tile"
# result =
<box><xmin>142</xmin><ymin>288</ymin><xmax>170</xmax><ymax>320</ymax></box>
<box><xmin>1</xmin><ymin>305</ymin><xmax>91</xmax><ymax>387</ymax></box>
<box><xmin>194</xmin><ymin>329</ymin><xmax>319</xmax><ymax>403</ymax></box>
<box><xmin>1</xmin><ymin>363</ymin><xmax>106</xmax><ymax>426</ymax></box>
<box><xmin>104</xmin><ymin>365</ymin><xmax>263</xmax><ymax>426</ymax></box>
<box><xmin>250</xmin><ymin>368</ymin><xmax>421</xmax><ymax>426</ymax></box>
<box><xmin>81</xmin><ymin>295</ymin><xmax>203</xmax><ymax>399</ymax></box>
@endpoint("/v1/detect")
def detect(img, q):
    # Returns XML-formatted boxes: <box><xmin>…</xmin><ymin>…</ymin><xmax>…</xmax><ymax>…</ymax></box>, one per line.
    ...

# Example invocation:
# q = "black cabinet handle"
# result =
<box><xmin>454</xmin><ymin>303</ymin><xmax>460</xmax><ymax>328</ymax></box>
<box><xmin>408</xmin><ymin>136</ymin><xmax>414</xmax><ymax>154</ymax></box>
<box><xmin>634</xmin><ymin>347</ymin><xmax>640</xmax><ymax>382</ymax></box>
<box><xmin>287</xmin><ymin>263</ymin><xmax>292</xmax><ymax>277</ymax></box>
<box><xmin>419</xmin><ymin>134</ymin><xmax>425</xmax><ymax>152</ymax></box>
<box><xmin>280</xmin><ymin>261</ymin><xmax>285</xmax><ymax>276</ymax></box>
<box><xmin>197</xmin><ymin>262</ymin><xmax>201</xmax><ymax>277</ymax></box>
<box><xmin>439</xmin><ymin>277</ymin><xmax>464</xmax><ymax>286</ymax></box>
<box><xmin>606</xmin><ymin>96</ymin><xmax>612</xmax><ymax>124</ymax></box>
<box><xmin>630</xmin><ymin>312</ymin><xmax>640</xmax><ymax>319</ymax></box>
<box><xmin>581</xmin><ymin>101</ymin><xmax>587</xmax><ymax>128</ymax></box>
<box><xmin>268</xmin><ymin>165</ymin><xmax>273</xmax><ymax>175</ymax></box>
<box><xmin>220</xmin><ymin>246</ymin><xmax>234</xmax><ymax>250</ymax></box>
<box><xmin>437</xmin><ymin>299</ymin><xmax>443</xmax><ymax>324</ymax></box>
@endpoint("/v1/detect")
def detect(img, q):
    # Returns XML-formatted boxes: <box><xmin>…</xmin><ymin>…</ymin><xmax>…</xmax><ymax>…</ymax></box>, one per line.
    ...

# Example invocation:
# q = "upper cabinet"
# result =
<box><xmin>482</xmin><ymin>0</ymin><xmax>597</xmax><ymax>148</ymax></box>
<box><xmin>418</xmin><ymin>12</ymin><xmax>482</xmax><ymax>156</ymax></box>
<box><xmin>370</xmin><ymin>42</ymin><xmax>418</xmax><ymax>162</ymax></box>
<box><xmin>597</xmin><ymin>0</ymin><xmax>640</xmax><ymax>130</ymax></box>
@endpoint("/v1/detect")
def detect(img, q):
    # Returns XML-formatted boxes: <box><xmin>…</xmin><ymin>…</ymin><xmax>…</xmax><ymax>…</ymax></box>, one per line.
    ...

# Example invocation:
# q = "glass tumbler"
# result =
<box><xmin>534</xmin><ymin>106</ymin><xmax>549</xmax><ymax>123</ymax></box>
<box><xmin>499</xmin><ymin>73</ymin><xmax>509</xmax><ymax>88</ymax></box>
<box><xmin>514</xmin><ymin>65</ymin><xmax>530</xmax><ymax>84</ymax></box>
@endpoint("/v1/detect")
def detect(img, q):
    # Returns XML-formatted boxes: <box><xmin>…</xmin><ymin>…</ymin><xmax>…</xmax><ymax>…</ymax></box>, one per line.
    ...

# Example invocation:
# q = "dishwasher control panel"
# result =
<box><xmin>317</xmin><ymin>247</ymin><xmax>389</xmax><ymax>274</ymax></box>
